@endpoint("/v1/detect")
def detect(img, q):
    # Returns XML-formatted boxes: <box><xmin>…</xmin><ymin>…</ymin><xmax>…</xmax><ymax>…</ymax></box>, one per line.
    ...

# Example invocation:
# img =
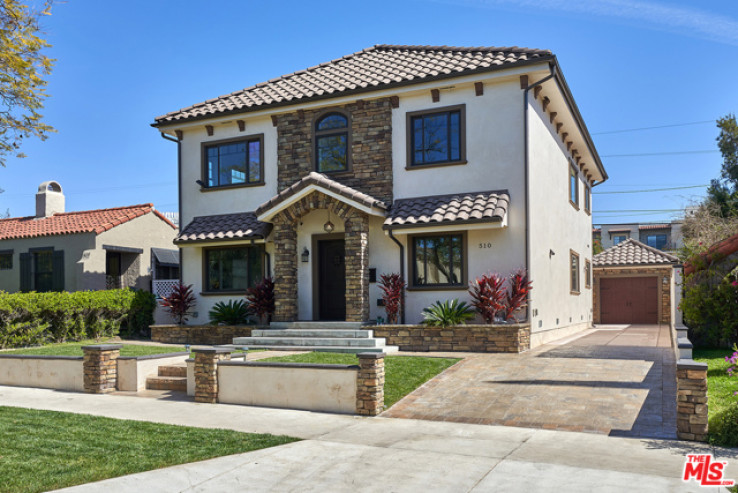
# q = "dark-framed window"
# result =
<box><xmin>585</xmin><ymin>259</ymin><xmax>591</xmax><ymax>289</ymax></box>
<box><xmin>203</xmin><ymin>135</ymin><xmax>263</xmax><ymax>188</ymax></box>
<box><xmin>584</xmin><ymin>184</ymin><xmax>591</xmax><ymax>214</ymax></box>
<box><xmin>569</xmin><ymin>162</ymin><xmax>579</xmax><ymax>208</ymax></box>
<box><xmin>0</xmin><ymin>250</ymin><xmax>12</xmax><ymax>270</ymax></box>
<box><xmin>411</xmin><ymin>233</ymin><xmax>465</xmax><ymax>288</ymax></box>
<box><xmin>315</xmin><ymin>112</ymin><xmax>349</xmax><ymax>173</ymax></box>
<box><xmin>646</xmin><ymin>234</ymin><xmax>668</xmax><ymax>250</ymax></box>
<box><xmin>613</xmin><ymin>235</ymin><xmax>628</xmax><ymax>245</ymax></box>
<box><xmin>570</xmin><ymin>250</ymin><xmax>580</xmax><ymax>294</ymax></box>
<box><xmin>407</xmin><ymin>105</ymin><xmax>466</xmax><ymax>167</ymax></box>
<box><xmin>204</xmin><ymin>245</ymin><xmax>264</xmax><ymax>292</ymax></box>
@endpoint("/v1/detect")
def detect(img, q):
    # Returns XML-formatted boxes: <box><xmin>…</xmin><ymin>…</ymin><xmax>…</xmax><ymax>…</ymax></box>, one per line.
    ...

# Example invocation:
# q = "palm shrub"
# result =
<box><xmin>469</xmin><ymin>273</ymin><xmax>506</xmax><ymax>323</ymax></box>
<box><xmin>246</xmin><ymin>277</ymin><xmax>274</xmax><ymax>325</ymax></box>
<box><xmin>209</xmin><ymin>299</ymin><xmax>251</xmax><ymax>325</ymax></box>
<box><xmin>161</xmin><ymin>283</ymin><xmax>196</xmax><ymax>325</ymax></box>
<box><xmin>422</xmin><ymin>299</ymin><xmax>475</xmax><ymax>328</ymax></box>
<box><xmin>378</xmin><ymin>273</ymin><xmax>405</xmax><ymax>324</ymax></box>
<box><xmin>501</xmin><ymin>269</ymin><xmax>533</xmax><ymax>322</ymax></box>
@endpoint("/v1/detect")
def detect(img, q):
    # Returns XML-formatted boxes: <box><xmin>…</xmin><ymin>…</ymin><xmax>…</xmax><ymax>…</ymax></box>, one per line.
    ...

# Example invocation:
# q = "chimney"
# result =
<box><xmin>36</xmin><ymin>181</ymin><xmax>65</xmax><ymax>218</ymax></box>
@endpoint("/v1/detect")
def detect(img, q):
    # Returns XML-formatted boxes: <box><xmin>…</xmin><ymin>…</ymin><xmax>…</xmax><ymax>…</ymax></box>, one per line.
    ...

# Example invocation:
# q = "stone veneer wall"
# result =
<box><xmin>274</xmin><ymin>97</ymin><xmax>393</xmax><ymax>205</ymax></box>
<box><xmin>676</xmin><ymin>360</ymin><xmax>709</xmax><ymax>442</ymax></box>
<box><xmin>372</xmin><ymin>324</ymin><xmax>531</xmax><ymax>353</ymax></box>
<box><xmin>356</xmin><ymin>353</ymin><xmax>385</xmax><ymax>416</ymax></box>
<box><xmin>593</xmin><ymin>266</ymin><xmax>673</xmax><ymax>324</ymax></box>
<box><xmin>193</xmin><ymin>348</ymin><xmax>232</xmax><ymax>404</ymax></box>
<box><xmin>151</xmin><ymin>325</ymin><xmax>259</xmax><ymax>345</ymax></box>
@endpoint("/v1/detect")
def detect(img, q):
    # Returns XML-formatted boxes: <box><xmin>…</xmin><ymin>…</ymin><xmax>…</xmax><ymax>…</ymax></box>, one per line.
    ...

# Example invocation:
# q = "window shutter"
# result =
<box><xmin>52</xmin><ymin>250</ymin><xmax>65</xmax><ymax>292</ymax></box>
<box><xmin>19</xmin><ymin>253</ymin><xmax>31</xmax><ymax>292</ymax></box>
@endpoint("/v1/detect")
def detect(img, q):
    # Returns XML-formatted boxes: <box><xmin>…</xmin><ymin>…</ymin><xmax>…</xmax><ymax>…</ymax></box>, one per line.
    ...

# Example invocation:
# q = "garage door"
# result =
<box><xmin>600</xmin><ymin>277</ymin><xmax>658</xmax><ymax>324</ymax></box>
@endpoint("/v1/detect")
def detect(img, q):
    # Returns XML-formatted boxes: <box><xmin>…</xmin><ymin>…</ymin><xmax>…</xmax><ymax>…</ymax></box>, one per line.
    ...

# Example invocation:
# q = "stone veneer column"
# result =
<box><xmin>356</xmin><ymin>352</ymin><xmax>385</xmax><ymax>416</ymax></box>
<box><xmin>676</xmin><ymin>360</ymin><xmax>708</xmax><ymax>441</ymax></box>
<box><xmin>193</xmin><ymin>347</ymin><xmax>232</xmax><ymax>404</ymax></box>
<box><xmin>345</xmin><ymin>211</ymin><xmax>369</xmax><ymax>322</ymax></box>
<box><xmin>82</xmin><ymin>344</ymin><xmax>122</xmax><ymax>393</ymax></box>
<box><xmin>273</xmin><ymin>219</ymin><xmax>298</xmax><ymax>322</ymax></box>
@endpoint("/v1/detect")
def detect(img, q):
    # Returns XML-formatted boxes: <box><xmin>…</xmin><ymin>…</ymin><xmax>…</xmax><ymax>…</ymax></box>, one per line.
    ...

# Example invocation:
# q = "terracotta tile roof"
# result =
<box><xmin>255</xmin><ymin>172</ymin><xmax>388</xmax><ymax>218</ymax></box>
<box><xmin>0</xmin><ymin>204</ymin><xmax>175</xmax><ymax>241</ymax></box>
<box><xmin>154</xmin><ymin>44</ymin><xmax>552</xmax><ymax>125</ymax></box>
<box><xmin>175</xmin><ymin>212</ymin><xmax>272</xmax><ymax>244</ymax></box>
<box><xmin>639</xmin><ymin>224</ymin><xmax>670</xmax><ymax>231</ymax></box>
<box><xmin>684</xmin><ymin>232</ymin><xmax>738</xmax><ymax>275</ymax></box>
<box><xmin>384</xmin><ymin>190</ymin><xmax>509</xmax><ymax>229</ymax></box>
<box><xmin>593</xmin><ymin>238</ymin><xmax>678</xmax><ymax>267</ymax></box>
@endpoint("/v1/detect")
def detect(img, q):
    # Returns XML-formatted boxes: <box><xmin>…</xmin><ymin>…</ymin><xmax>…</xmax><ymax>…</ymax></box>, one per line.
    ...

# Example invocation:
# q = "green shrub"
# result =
<box><xmin>421</xmin><ymin>299</ymin><xmax>475</xmax><ymax>328</ymax></box>
<box><xmin>682</xmin><ymin>275</ymin><xmax>738</xmax><ymax>347</ymax></box>
<box><xmin>709</xmin><ymin>400</ymin><xmax>738</xmax><ymax>447</ymax></box>
<box><xmin>0</xmin><ymin>289</ymin><xmax>157</xmax><ymax>348</ymax></box>
<box><xmin>208</xmin><ymin>300</ymin><xmax>251</xmax><ymax>325</ymax></box>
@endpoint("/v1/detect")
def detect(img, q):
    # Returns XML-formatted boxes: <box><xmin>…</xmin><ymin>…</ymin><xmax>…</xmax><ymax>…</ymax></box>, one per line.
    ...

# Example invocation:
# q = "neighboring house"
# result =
<box><xmin>0</xmin><ymin>181</ymin><xmax>178</xmax><ymax>293</ymax></box>
<box><xmin>596</xmin><ymin>222</ymin><xmax>683</xmax><ymax>252</ymax></box>
<box><xmin>152</xmin><ymin>44</ymin><xmax>608</xmax><ymax>347</ymax></box>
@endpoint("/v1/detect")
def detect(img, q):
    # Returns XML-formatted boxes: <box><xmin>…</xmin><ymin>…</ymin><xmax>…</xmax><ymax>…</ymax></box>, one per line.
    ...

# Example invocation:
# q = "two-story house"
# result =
<box><xmin>595</xmin><ymin>222</ymin><xmax>683</xmax><ymax>253</ymax></box>
<box><xmin>153</xmin><ymin>45</ymin><xmax>607</xmax><ymax>347</ymax></box>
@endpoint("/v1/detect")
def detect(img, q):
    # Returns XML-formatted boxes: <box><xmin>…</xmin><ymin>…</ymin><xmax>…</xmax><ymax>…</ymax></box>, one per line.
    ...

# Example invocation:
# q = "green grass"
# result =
<box><xmin>693</xmin><ymin>347</ymin><xmax>738</xmax><ymax>420</ymax></box>
<box><xmin>2</xmin><ymin>340</ymin><xmax>186</xmax><ymax>358</ymax></box>
<box><xmin>0</xmin><ymin>406</ymin><xmax>298</xmax><ymax>493</ymax></box>
<box><xmin>261</xmin><ymin>352</ymin><xmax>460</xmax><ymax>408</ymax></box>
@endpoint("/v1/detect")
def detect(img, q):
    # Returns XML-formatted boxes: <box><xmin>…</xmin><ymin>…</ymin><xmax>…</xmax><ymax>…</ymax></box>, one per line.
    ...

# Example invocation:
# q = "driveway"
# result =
<box><xmin>383</xmin><ymin>324</ymin><xmax>677</xmax><ymax>439</ymax></box>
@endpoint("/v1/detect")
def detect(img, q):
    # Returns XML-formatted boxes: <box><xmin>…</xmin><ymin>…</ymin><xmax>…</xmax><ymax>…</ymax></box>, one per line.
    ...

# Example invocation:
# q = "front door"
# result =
<box><xmin>318</xmin><ymin>239</ymin><xmax>346</xmax><ymax>320</ymax></box>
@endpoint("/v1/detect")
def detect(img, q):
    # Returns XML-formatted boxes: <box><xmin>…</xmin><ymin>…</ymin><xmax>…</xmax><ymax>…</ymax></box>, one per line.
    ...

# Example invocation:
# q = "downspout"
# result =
<box><xmin>160</xmin><ymin>132</ymin><xmax>183</xmax><ymax>283</ymax></box>
<box><xmin>387</xmin><ymin>228</ymin><xmax>406</xmax><ymax>324</ymax></box>
<box><xmin>523</xmin><ymin>63</ymin><xmax>556</xmax><ymax>322</ymax></box>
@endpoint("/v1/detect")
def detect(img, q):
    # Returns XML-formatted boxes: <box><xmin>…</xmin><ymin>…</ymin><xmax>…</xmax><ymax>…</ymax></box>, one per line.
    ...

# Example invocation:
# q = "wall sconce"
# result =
<box><xmin>301</xmin><ymin>247</ymin><xmax>310</xmax><ymax>263</ymax></box>
<box><xmin>323</xmin><ymin>209</ymin><xmax>335</xmax><ymax>233</ymax></box>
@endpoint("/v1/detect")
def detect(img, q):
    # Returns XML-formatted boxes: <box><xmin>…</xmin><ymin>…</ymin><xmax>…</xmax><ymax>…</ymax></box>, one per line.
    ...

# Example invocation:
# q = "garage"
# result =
<box><xmin>593</xmin><ymin>239</ymin><xmax>679</xmax><ymax>325</ymax></box>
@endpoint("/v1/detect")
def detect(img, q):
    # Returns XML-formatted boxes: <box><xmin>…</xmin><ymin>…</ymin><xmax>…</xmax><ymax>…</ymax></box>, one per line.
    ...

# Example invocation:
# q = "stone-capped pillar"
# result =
<box><xmin>356</xmin><ymin>352</ymin><xmax>385</xmax><ymax>416</ymax></box>
<box><xmin>82</xmin><ymin>344</ymin><xmax>122</xmax><ymax>393</ymax></box>
<box><xmin>676</xmin><ymin>360</ymin><xmax>708</xmax><ymax>442</ymax></box>
<box><xmin>345</xmin><ymin>211</ymin><xmax>369</xmax><ymax>322</ymax></box>
<box><xmin>273</xmin><ymin>219</ymin><xmax>297</xmax><ymax>322</ymax></box>
<box><xmin>193</xmin><ymin>347</ymin><xmax>232</xmax><ymax>403</ymax></box>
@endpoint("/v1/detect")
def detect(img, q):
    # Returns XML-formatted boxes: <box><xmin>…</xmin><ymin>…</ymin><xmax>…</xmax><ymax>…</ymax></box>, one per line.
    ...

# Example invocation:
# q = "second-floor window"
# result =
<box><xmin>408</xmin><ymin>105</ymin><xmax>466</xmax><ymax>167</ymax></box>
<box><xmin>204</xmin><ymin>136</ymin><xmax>263</xmax><ymax>188</ymax></box>
<box><xmin>646</xmin><ymin>234</ymin><xmax>668</xmax><ymax>250</ymax></box>
<box><xmin>569</xmin><ymin>162</ymin><xmax>579</xmax><ymax>208</ymax></box>
<box><xmin>613</xmin><ymin>235</ymin><xmax>627</xmax><ymax>245</ymax></box>
<box><xmin>584</xmin><ymin>184</ymin><xmax>591</xmax><ymax>213</ymax></box>
<box><xmin>315</xmin><ymin>112</ymin><xmax>349</xmax><ymax>173</ymax></box>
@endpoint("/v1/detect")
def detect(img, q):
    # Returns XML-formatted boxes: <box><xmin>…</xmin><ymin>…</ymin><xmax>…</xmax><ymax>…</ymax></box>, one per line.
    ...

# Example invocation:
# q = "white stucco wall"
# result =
<box><xmin>0</xmin><ymin>356</ymin><xmax>84</xmax><ymax>391</ymax></box>
<box><xmin>528</xmin><ymin>98</ymin><xmax>594</xmax><ymax>342</ymax></box>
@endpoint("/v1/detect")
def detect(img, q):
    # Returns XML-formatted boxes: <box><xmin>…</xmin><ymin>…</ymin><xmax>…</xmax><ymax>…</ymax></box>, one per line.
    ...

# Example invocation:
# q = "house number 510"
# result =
<box><xmin>479</xmin><ymin>243</ymin><xmax>493</xmax><ymax>249</ymax></box>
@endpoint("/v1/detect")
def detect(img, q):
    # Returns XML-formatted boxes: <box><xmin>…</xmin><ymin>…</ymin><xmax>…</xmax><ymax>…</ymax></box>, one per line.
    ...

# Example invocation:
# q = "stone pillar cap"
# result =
<box><xmin>81</xmin><ymin>344</ymin><xmax>123</xmax><ymax>351</ymax></box>
<box><xmin>192</xmin><ymin>346</ymin><xmax>232</xmax><ymax>354</ymax></box>
<box><xmin>357</xmin><ymin>352</ymin><xmax>386</xmax><ymax>359</ymax></box>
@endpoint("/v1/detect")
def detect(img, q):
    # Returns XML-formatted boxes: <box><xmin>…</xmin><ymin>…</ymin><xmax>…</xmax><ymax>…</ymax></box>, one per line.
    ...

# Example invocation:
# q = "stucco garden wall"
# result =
<box><xmin>0</xmin><ymin>355</ymin><xmax>84</xmax><ymax>391</ymax></box>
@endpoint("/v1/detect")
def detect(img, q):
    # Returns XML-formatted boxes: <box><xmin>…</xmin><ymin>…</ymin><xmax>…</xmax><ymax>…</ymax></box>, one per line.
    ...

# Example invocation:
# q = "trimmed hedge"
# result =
<box><xmin>0</xmin><ymin>289</ymin><xmax>156</xmax><ymax>349</ymax></box>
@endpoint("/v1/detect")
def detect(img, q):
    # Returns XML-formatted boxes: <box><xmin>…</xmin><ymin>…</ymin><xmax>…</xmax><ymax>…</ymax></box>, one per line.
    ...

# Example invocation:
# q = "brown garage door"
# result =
<box><xmin>600</xmin><ymin>277</ymin><xmax>658</xmax><ymax>324</ymax></box>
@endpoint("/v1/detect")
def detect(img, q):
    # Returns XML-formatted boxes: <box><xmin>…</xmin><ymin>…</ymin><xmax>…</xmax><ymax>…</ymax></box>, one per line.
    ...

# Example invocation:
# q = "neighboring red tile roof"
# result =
<box><xmin>593</xmin><ymin>238</ymin><xmax>679</xmax><ymax>267</ymax></box>
<box><xmin>0</xmin><ymin>204</ymin><xmax>176</xmax><ymax>241</ymax></box>
<box><xmin>154</xmin><ymin>45</ymin><xmax>552</xmax><ymax>125</ymax></box>
<box><xmin>639</xmin><ymin>224</ymin><xmax>670</xmax><ymax>231</ymax></box>
<box><xmin>684</xmin><ymin>233</ymin><xmax>738</xmax><ymax>275</ymax></box>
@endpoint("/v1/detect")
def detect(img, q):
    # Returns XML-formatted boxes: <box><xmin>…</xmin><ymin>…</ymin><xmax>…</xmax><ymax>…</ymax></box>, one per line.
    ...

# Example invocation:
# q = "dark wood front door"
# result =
<box><xmin>600</xmin><ymin>277</ymin><xmax>658</xmax><ymax>324</ymax></box>
<box><xmin>318</xmin><ymin>239</ymin><xmax>346</xmax><ymax>320</ymax></box>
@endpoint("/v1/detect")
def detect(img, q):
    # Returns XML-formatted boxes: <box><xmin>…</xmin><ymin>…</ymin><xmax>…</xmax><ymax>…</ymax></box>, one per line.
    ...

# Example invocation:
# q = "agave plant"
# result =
<box><xmin>161</xmin><ymin>283</ymin><xmax>196</xmax><ymax>325</ymax></box>
<box><xmin>378</xmin><ymin>273</ymin><xmax>405</xmax><ymax>324</ymax></box>
<box><xmin>208</xmin><ymin>299</ymin><xmax>251</xmax><ymax>325</ymax></box>
<box><xmin>246</xmin><ymin>277</ymin><xmax>275</xmax><ymax>325</ymax></box>
<box><xmin>501</xmin><ymin>269</ymin><xmax>533</xmax><ymax>322</ymax></box>
<box><xmin>469</xmin><ymin>273</ymin><xmax>506</xmax><ymax>323</ymax></box>
<box><xmin>421</xmin><ymin>299</ymin><xmax>475</xmax><ymax>328</ymax></box>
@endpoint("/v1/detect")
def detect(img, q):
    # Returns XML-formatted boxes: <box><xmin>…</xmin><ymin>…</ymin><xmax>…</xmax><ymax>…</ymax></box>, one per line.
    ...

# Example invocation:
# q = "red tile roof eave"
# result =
<box><xmin>151</xmin><ymin>56</ymin><xmax>554</xmax><ymax>128</ymax></box>
<box><xmin>684</xmin><ymin>232</ymin><xmax>738</xmax><ymax>275</ymax></box>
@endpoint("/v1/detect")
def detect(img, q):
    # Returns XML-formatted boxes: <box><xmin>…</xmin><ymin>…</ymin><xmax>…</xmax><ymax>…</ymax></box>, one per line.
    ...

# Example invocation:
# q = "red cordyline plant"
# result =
<box><xmin>246</xmin><ymin>277</ymin><xmax>275</xmax><ymax>324</ymax></box>
<box><xmin>469</xmin><ymin>273</ymin><xmax>506</xmax><ymax>323</ymax></box>
<box><xmin>501</xmin><ymin>269</ymin><xmax>533</xmax><ymax>322</ymax></box>
<box><xmin>379</xmin><ymin>273</ymin><xmax>405</xmax><ymax>324</ymax></box>
<box><xmin>161</xmin><ymin>283</ymin><xmax>196</xmax><ymax>325</ymax></box>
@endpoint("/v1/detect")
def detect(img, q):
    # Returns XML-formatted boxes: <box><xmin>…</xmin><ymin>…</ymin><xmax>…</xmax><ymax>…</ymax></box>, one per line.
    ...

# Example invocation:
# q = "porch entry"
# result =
<box><xmin>317</xmin><ymin>239</ymin><xmax>346</xmax><ymax>320</ymax></box>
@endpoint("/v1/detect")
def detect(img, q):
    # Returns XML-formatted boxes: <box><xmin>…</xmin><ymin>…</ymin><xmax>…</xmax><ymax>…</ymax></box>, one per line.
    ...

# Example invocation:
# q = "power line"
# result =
<box><xmin>592</xmin><ymin>120</ymin><xmax>714</xmax><ymax>135</ymax></box>
<box><xmin>595</xmin><ymin>209</ymin><xmax>684</xmax><ymax>213</ymax></box>
<box><xmin>593</xmin><ymin>184</ymin><xmax>709</xmax><ymax>195</ymax></box>
<box><xmin>601</xmin><ymin>150</ymin><xmax>719</xmax><ymax>158</ymax></box>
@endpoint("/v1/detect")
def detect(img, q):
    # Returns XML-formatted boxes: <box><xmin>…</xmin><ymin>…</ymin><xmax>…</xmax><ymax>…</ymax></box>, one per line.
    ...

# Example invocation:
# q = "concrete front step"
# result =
<box><xmin>158</xmin><ymin>365</ymin><xmax>187</xmax><ymax>377</ymax></box>
<box><xmin>233</xmin><ymin>336</ymin><xmax>385</xmax><ymax>347</ymax></box>
<box><xmin>269</xmin><ymin>321</ymin><xmax>365</xmax><ymax>330</ymax></box>
<box><xmin>235</xmin><ymin>345</ymin><xmax>398</xmax><ymax>354</ymax></box>
<box><xmin>146</xmin><ymin>375</ymin><xmax>187</xmax><ymax>391</ymax></box>
<box><xmin>252</xmin><ymin>329</ymin><xmax>374</xmax><ymax>338</ymax></box>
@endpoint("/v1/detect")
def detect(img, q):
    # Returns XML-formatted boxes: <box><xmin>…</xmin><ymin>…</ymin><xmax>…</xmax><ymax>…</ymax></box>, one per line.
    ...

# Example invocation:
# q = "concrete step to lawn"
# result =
<box><xmin>146</xmin><ymin>375</ymin><xmax>187</xmax><ymax>391</ymax></box>
<box><xmin>231</xmin><ymin>345</ymin><xmax>398</xmax><ymax>354</ymax></box>
<box><xmin>158</xmin><ymin>365</ymin><xmax>187</xmax><ymax>378</ymax></box>
<box><xmin>251</xmin><ymin>329</ymin><xmax>374</xmax><ymax>338</ymax></box>
<box><xmin>233</xmin><ymin>336</ymin><xmax>386</xmax><ymax>347</ymax></box>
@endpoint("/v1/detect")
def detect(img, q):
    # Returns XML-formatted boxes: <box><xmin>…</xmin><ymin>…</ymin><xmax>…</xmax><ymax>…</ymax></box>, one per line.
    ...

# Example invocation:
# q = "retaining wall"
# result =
<box><xmin>372</xmin><ymin>323</ymin><xmax>530</xmax><ymax>352</ymax></box>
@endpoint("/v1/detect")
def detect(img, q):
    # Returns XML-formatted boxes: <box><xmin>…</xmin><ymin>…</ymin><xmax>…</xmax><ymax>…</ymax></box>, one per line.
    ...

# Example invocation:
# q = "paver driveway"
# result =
<box><xmin>384</xmin><ymin>324</ymin><xmax>677</xmax><ymax>438</ymax></box>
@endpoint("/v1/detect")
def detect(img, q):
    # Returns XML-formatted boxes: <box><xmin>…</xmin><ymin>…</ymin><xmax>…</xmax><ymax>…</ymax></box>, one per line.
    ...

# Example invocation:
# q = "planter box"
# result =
<box><xmin>150</xmin><ymin>324</ymin><xmax>266</xmax><ymax>345</ymax></box>
<box><xmin>372</xmin><ymin>323</ymin><xmax>530</xmax><ymax>353</ymax></box>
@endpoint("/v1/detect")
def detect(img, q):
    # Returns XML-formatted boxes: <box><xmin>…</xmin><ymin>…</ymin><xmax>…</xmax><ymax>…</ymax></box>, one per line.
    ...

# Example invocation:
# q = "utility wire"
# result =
<box><xmin>593</xmin><ymin>184</ymin><xmax>709</xmax><ymax>195</ymax></box>
<box><xmin>592</xmin><ymin>120</ymin><xmax>714</xmax><ymax>135</ymax></box>
<box><xmin>601</xmin><ymin>150</ymin><xmax>719</xmax><ymax>158</ymax></box>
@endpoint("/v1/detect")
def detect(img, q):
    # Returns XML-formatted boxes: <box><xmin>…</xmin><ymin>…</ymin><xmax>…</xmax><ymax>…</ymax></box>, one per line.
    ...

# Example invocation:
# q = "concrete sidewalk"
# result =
<box><xmin>1</xmin><ymin>386</ymin><xmax>736</xmax><ymax>492</ymax></box>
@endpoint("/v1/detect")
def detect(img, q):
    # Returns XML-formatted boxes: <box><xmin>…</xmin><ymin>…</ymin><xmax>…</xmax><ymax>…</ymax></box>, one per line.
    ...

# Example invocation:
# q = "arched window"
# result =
<box><xmin>315</xmin><ymin>112</ymin><xmax>349</xmax><ymax>173</ymax></box>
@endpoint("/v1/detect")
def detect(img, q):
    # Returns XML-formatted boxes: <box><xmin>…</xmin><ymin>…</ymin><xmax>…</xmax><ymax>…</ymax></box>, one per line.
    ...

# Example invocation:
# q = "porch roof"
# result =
<box><xmin>256</xmin><ymin>172</ymin><xmax>388</xmax><ymax>221</ymax></box>
<box><xmin>384</xmin><ymin>190</ymin><xmax>510</xmax><ymax>230</ymax></box>
<box><xmin>593</xmin><ymin>238</ymin><xmax>679</xmax><ymax>268</ymax></box>
<box><xmin>175</xmin><ymin>212</ymin><xmax>272</xmax><ymax>245</ymax></box>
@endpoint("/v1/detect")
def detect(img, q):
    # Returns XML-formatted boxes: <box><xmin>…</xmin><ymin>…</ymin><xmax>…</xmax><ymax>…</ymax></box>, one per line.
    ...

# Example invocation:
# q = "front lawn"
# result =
<box><xmin>1</xmin><ymin>339</ymin><xmax>186</xmax><ymax>357</ymax></box>
<box><xmin>261</xmin><ymin>352</ymin><xmax>460</xmax><ymax>408</ymax></box>
<box><xmin>693</xmin><ymin>348</ymin><xmax>738</xmax><ymax>421</ymax></box>
<box><xmin>0</xmin><ymin>406</ymin><xmax>298</xmax><ymax>493</ymax></box>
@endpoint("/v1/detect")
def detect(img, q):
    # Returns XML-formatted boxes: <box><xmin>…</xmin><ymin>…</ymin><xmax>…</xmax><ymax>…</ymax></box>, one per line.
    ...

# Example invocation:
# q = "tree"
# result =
<box><xmin>707</xmin><ymin>114</ymin><xmax>738</xmax><ymax>216</ymax></box>
<box><xmin>0</xmin><ymin>0</ymin><xmax>54</xmax><ymax>167</ymax></box>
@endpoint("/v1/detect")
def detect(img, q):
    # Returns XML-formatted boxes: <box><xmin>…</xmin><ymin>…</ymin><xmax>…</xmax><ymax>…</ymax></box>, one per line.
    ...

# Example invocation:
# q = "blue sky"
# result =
<box><xmin>1</xmin><ymin>0</ymin><xmax>736</xmax><ymax>225</ymax></box>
